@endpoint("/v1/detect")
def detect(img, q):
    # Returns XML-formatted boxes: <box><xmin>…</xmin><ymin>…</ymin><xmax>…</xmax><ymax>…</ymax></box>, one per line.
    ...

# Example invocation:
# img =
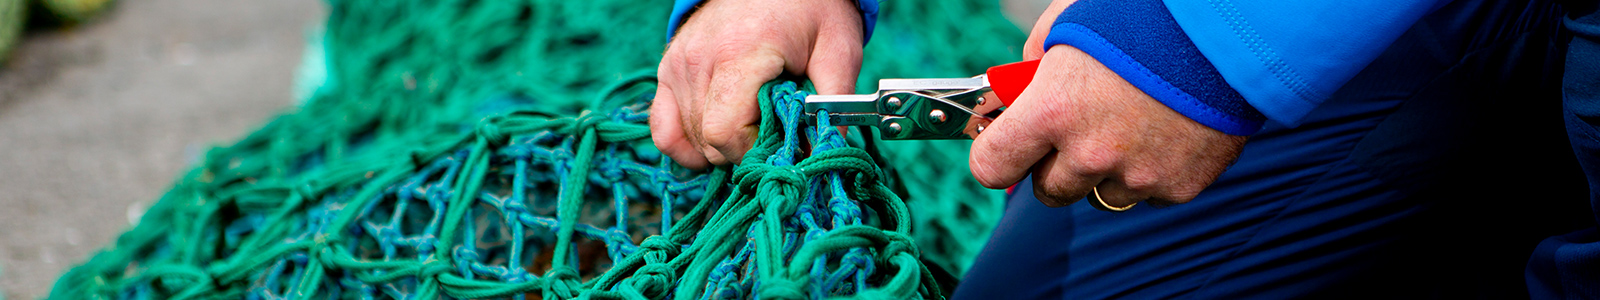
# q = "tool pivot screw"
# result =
<box><xmin>888</xmin><ymin>122</ymin><xmax>903</xmax><ymax>135</ymax></box>
<box><xmin>886</xmin><ymin>96</ymin><xmax>903</xmax><ymax>108</ymax></box>
<box><xmin>929</xmin><ymin>109</ymin><xmax>947</xmax><ymax>123</ymax></box>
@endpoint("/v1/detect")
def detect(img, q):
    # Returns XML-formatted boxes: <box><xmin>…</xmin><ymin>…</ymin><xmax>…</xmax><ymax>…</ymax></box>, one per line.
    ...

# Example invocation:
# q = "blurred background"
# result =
<box><xmin>0</xmin><ymin>0</ymin><xmax>1051</xmax><ymax>298</ymax></box>
<box><xmin>0</xmin><ymin>0</ymin><xmax>323</xmax><ymax>297</ymax></box>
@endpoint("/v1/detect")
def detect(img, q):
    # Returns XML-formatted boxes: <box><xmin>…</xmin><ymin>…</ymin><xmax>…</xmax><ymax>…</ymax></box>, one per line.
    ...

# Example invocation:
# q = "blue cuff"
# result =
<box><xmin>1042</xmin><ymin>0</ymin><xmax>1264</xmax><ymax>136</ymax></box>
<box><xmin>666</xmin><ymin>0</ymin><xmax>878</xmax><ymax>44</ymax></box>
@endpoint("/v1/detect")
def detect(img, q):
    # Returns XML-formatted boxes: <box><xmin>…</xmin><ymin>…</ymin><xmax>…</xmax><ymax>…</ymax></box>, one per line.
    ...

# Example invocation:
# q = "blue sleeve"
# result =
<box><xmin>1044</xmin><ymin>0</ymin><xmax>1451</xmax><ymax>134</ymax></box>
<box><xmin>667</xmin><ymin>0</ymin><xmax>879</xmax><ymax>44</ymax></box>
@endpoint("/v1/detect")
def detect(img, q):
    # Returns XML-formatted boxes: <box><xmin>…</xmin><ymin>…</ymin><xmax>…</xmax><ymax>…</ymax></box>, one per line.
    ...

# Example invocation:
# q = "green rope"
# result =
<box><xmin>48</xmin><ymin>0</ymin><xmax>1024</xmax><ymax>298</ymax></box>
<box><xmin>0</xmin><ymin>0</ymin><xmax>22</xmax><ymax>62</ymax></box>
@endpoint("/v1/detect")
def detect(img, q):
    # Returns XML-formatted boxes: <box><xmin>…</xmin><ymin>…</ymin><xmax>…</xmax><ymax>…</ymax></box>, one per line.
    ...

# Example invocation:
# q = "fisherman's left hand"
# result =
<box><xmin>968</xmin><ymin>0</ymin><xmax>1247</xmax><ymax>208</ymax></box>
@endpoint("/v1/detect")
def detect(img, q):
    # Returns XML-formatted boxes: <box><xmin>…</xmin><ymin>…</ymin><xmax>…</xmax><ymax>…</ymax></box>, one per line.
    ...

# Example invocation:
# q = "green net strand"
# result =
<box><xmin>853</xmin><ymin>1</ymin><xmax>1022</xmax><ymax>279</ymax></box>
<box><xmin>48</xmin><ymin>78</ymin><xmax>935</xmax><ymax>299</ymax></box>
<box><xmin>666</xmin><ymin>81</ymin><xmax>936</xmax><ymax>300</ymax></box>
<box><xmin>50</xmin><ymin>0</ymin><xmax>1028</xmax><ymax>298</ymax></box>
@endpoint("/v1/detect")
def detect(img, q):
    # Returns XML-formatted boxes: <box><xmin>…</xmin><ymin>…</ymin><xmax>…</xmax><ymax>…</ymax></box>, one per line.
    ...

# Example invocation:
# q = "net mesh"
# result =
<box><xmin>50</xmin><ymin>0</ymin><xmax>1025</xmax><ymax>298</ymax></box>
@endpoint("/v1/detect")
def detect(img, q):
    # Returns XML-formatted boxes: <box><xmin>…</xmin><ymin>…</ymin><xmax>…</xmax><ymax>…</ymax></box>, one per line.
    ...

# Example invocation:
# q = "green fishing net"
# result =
<box><xmin>49</xmin><ymin>0</ymin><xmax>1024</xmax><ymax>298</ymax></box>
<box><xmin>0</xmin><ymin>0</ymin><xmax>23</xmax><ymax>62</ymax></box>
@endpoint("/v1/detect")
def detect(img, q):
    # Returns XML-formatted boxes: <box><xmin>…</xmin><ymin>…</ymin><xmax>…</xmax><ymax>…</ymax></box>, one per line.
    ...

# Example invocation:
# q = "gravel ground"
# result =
<box><xmin>0</xmin><ymin>0</ymin><xmax>323</xmax><ymax>297</ymax></box>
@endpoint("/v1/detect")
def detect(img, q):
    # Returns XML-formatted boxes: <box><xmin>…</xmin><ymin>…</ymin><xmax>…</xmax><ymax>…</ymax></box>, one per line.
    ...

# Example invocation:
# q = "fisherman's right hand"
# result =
<box><xmin>651</xmin><ymin>0</ymin><xmax>865</xmax><ymax>169</ymax></box>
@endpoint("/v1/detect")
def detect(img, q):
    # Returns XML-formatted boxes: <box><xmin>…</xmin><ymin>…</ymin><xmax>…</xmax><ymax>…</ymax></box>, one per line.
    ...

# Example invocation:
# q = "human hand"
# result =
<box><xmin>650</xmin><ymin>0</ymin><xmax>864</xmax><ymax>169</ymax></box>
<box><xmin>969</xmin><ymin>0</ymin><xmax>1247</xmax><ymax>208</ymax></box>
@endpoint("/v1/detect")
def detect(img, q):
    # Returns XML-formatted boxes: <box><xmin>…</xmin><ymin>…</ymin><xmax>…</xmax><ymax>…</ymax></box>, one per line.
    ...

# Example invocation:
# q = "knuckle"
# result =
<box><xmin>1032</xmin><ymin>173</ymin><xmax>1078</xmax><ymax>207</ymax></box>
<box><xmin>701</xmin><ymin>144</ymin><xmax>728</xmax><ymax>165</ymax></box>
<box><xmin>682</xmin><ymin>52</ymin><xmax>711</xmax><ymax>85</ymax></box>
<box><xmin>1160</xmin><ymin>183</ymin><xmax>1204</xmax><ymax>203</ymax></box>
<box><xmin>710</xmin><ymin>41</ymin><xmax>758</xmax><ymax>65</ymax></box>
<box><xmin>700</xmin><ymin>124</ymin><xmax>739</xmax><ymax>148</ymax></box>
<box><xmin>1120</xmin><ymin>170</ymin><xmax>1160</xmax><ymax>195</ymax></box>
<box><xmin>1032</xmin><ymin>187</ymin><xmax>1069</xmax><ymax>208</ymax></box>
<box><xmin>1068</xmin><ymin>144</ymin><xmax>1119</xmax><ymax>177</ymax></box>
<box><xmin>700</xmin><ymin>122</ymin><xmax>752</xmax><ymax>154</ymax></box>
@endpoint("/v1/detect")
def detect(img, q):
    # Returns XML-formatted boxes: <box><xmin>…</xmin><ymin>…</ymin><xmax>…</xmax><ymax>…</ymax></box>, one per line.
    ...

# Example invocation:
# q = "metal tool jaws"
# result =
<box><xmin>804</xmin><ymin>76</ymin><xmax>1005</xmax><ymax>140</ymax></box>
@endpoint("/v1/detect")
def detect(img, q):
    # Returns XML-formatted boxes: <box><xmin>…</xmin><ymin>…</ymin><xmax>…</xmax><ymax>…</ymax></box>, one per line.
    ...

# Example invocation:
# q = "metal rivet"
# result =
<box><xmin>976</xmin><ymin>124</ymin><xmax>986</xmax><ymax>134</ymax></box>
<box><xmin>886</xmin><ymin>96</ymin><xmax>902</xmax><ymax>108</ymax></box>
<box><xmin>976</xmin><ymin>96</ymin><xmax>986</xmax><ymax>105</ymax></box>
<box><xmin>888</xmin><ymin>122</ymin><xmax>903</xmax><ymax>134</ymax></box>
<box><xmin>929</xmin><ymin>109</ymin><xmax>946</xmax><ymax>123</ymax></box>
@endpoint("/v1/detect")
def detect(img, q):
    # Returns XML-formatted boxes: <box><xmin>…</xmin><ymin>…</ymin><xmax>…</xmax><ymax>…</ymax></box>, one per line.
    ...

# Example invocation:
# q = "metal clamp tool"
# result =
<box><xmin>803</xmin><ymin>60</ymin><xmax>1041</xmax><ymax>140</ymax></box>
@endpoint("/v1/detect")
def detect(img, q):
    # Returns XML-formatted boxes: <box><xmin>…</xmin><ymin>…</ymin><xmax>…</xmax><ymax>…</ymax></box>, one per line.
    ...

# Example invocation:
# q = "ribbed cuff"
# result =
<box><xmin>1043</xmin><ymin>0</ymin><xmax>1264</xmax><ymax>135</ymax></box>
<box><xmin>666</xmin><ymin>0</ymin><xmax>878</xmax><ymax>45</ymax></box>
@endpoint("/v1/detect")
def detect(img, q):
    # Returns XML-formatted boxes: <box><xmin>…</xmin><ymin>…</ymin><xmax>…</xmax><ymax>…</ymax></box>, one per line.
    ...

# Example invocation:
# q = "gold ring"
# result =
<box><xmin>1087</xmin><ymin>186</ymin><xmax>1135</xmax><ymax>212</ymax></box>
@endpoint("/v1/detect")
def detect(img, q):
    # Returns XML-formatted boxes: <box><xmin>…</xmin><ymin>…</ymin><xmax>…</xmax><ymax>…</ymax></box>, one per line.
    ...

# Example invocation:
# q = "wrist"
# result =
<box><xmin>666</xmin><ymin>0</ymin><xmax>879</xmax><ymax>44</ymax></box>
<box><xmin>1042</xmin><ymin>0</ymin><xmax>1264</xmax><ymax>135</ymax></box>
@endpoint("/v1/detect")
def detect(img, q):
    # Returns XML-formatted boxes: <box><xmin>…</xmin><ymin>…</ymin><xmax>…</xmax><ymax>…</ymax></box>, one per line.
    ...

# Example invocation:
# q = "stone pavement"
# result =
<box><xmin>0</xmin><ymin>0</ymin><xmax>323</xmax><ymax>297</ymax></box>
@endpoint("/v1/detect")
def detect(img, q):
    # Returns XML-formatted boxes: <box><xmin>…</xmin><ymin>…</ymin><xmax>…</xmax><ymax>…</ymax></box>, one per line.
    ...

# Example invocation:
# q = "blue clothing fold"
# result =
<box><xmin>1162</xmin><ymin>0</ymin><xmax>1452</xmax><ymax>125</ymax></box>
<box><xmin>1525</xmin><ymin>6</ymin><xmax>1600</xmax><ymax>299</ymax></box>
<box><xmin>955</xmin><ymin>0</ymin><xmax>1589</xmax><ymax>298</ymax></box>
<box><xmin>1043</xmin><ymin>0</ymin><xmax>1264</xmax><ymax>135</ymax></box>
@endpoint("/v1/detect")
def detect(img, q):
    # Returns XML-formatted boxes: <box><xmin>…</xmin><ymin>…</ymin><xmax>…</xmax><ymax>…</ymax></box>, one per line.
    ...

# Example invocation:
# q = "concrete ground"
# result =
<box><xmin>0</xmin><ymin>0</ymin><xmax>1045</xmax><ymax>298</ymax></box>
<box><xmin>0</xmin><ymin>0</ymin><xmax>323</xmax><ymax>297</ymax></box>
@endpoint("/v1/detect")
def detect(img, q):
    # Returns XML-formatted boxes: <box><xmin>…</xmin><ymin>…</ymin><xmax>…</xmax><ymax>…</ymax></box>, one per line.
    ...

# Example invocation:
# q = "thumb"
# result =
<box><xmin>1023</xmin><ymin>0</ymin><xmax>1076</xmax><ymax>61</ymax></box>
<box><xmin>701</xmin><ymin>47</ymin><xmax>787</xmax><ymax>165</ymax></box>
<box><xmin>969</xmin><ymin>64</ymin><xmax>1059</xmax><ymax>189</ymax></box>
<box><xmin>805</xmin><ymin>15</ymin><xmax>864</xmax><ymax>96</ymax></box>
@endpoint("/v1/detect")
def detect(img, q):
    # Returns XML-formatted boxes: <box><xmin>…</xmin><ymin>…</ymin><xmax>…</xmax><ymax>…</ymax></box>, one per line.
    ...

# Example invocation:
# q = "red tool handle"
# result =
<box><xmin>984</xmin><ymin>59</ymin><xmax>1041</xmax><ymax>107</ymax></box>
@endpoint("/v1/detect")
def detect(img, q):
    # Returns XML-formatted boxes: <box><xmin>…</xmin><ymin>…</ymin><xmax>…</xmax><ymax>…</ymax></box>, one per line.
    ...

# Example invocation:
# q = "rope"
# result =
<box><xmin>49</xmin><ymin>0</ymin><xmax>1026</xmax><ymax>298</ymax></box>
<box><xmin>0</xmin><ymin>0</ymin><xmax>22</xmax><ymax>62</ymax></box>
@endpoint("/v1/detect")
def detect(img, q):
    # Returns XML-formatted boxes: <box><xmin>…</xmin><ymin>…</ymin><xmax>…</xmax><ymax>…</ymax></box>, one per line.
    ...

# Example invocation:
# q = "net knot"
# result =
<box><xmin>418</xmin><ymin>257</ymin><xmax>453</xmax><ymax>282</ymax></box>
<box><xmin>756</xmin><ymin>277</ymin><xmax>807</xmax><ymax>300</ymax></box>
<box><xmin>756</xmin><ymin>165</ymin><xmax>807</xmax><ymax>216</ymax></box>
<box><xmin>639</xmin><ymin>236</ymin><xmax>680</xmax><ymax>258</ymax></box>
<box><xmin>475</xmin><ymin>116</ymin><xmax>510</xmax><ymax>146</ymax></box>
<box><xmin>842</xmin><ymin>251</ymin><xmax>874</xmax><ymax>271</ymax></box>
<box><xmin>453</xmin><ymin>245</ymin><xmax>481</xmax><ymax>262</ymax></box>
<box><xmin>542</xmin><ymin>267</ymin><xmax>581</xmax><ymax>299</ymax></box>
<box><xmin>881</xmin><ymin>231</ymin><xmax>920</xmax><ymax>259</ymax></box>
<box><xmin>572</xmin><ymin>110</ymin><xmax>604</xmax><ymax>132</ymax></box>
<box><xmin>627</xmin><ymin>263</ymin><xmax>677</xmax><ymax>299</ymax></box>
<box><xmin>735</xmin><ymin>164</ymin><xmax>807</xmax><ymax>189</ymax></box>
<box><xmin>599</xmin><ymin>157</ymin><xmax>625</xmax><ymax>179</ymax></box>
<box><xmin>310</xmin><ymin>238</ymin><xmax>340</xmax><ymax>266</ymax></box>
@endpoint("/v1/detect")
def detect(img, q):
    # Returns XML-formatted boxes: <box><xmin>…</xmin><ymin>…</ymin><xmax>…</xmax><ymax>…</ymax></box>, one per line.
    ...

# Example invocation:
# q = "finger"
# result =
<box><xmin>650</xmin><ymin>85</ymin><xmax>710</xmax><ymax>169</ymax></box>
<box><xmin>806</xmin><ymin>12</ymin><xmax>863</xmax><ymax>96</ymax></box>
<box><xmin>1088</xmin><ymin>178</ymin><xmax>1142</xmax><ymax>209</ymax></box>
<box><xmin>1023</xmin><ymin>0</ymin><xmax>1076</xmax><ymax>60</ymax></box>
<box><xmin>702</xmin><ymin>47</ymin><xmax>787</xmax><ymax>165</ymax></box>
<box><xmin>655</xmin><ymin>42</ymin><xmax>714</xmax><ymax>169</ymax></box>
<box><xmin>661</xmin><ymin>36</ymin><xmax>719</xmax><ymax>167</ymax></box>
<box><xmin>968</xmin><ymin>87</ymin><xmax>1056</xmax><ymax>189</ymax></box>
<box><xmin>1030</xmin><ymin>151</ymin><xmax>1101</xmax><ymax>207</ymax></box>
